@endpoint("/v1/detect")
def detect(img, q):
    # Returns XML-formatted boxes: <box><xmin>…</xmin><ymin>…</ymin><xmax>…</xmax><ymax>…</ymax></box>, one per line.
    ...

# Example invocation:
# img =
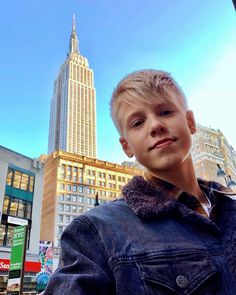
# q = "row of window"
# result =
<box><xmin>59</xmin><ymin>194</ymin><xmax>84</xmax><ymax>203</ymax></box>
<box><xmin>60</xmin><ymin>181</ymin><xmax>123</xmax><ymax>191</ymax></box>
<box><xmin>60</xmin><ymin>165</ymin><xmax>130</xmax><ymax>183</ymax></box>
<box><xmin>2</xmin><ymin>195</ymin><xmax>32</xmax><ymax>219</ymax></box>
<box><xmin>6</xmin><ymin>169</ymin><xmax>35</xmax><ymax>192</ymax></box>
<box><xmin>58</xmin><ymin>203</ymin><xmax>83</xmax><ymax>214</ymax></box>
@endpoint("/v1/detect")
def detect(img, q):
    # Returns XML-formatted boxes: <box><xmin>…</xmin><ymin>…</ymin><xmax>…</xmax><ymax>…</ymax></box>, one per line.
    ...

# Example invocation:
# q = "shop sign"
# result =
<box><xmin>7</xmin><ymin>216</ymin><xmax>28</xmax><ymax>226</ymax></box>
<box><xmin>0</xmin><ymin>259</ymin><xmax>41</xmax><ymax>272</ymax></box>
<box><xmin>6</xmin><ymin>225</ymin><xmax>27</xmax><ymax>295</ymax></box>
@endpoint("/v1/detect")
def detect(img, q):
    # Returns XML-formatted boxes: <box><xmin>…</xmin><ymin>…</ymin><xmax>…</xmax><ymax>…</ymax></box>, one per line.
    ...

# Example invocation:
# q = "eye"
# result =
<box><xmin>131</xmin><ymin>119</ymin><xmax>143</xmax><ymax>128</ymax></box>
<box><xmin>160</xmin><ymin>109</ymin><xmax>174</xmax><ymax>116</ymax></box>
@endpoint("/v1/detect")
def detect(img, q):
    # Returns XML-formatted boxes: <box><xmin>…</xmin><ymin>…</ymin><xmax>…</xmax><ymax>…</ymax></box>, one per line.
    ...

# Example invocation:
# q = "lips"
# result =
<box><xmin>150</xmin><ymin>137</ymin><xmax>177</xmax><ymax>150</ymax></box>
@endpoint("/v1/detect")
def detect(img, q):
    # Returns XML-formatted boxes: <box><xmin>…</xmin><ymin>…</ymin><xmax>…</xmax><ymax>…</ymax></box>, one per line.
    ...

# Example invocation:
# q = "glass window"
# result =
<box><xmin>10</xmin><ymin>198</ymin><xmax>18</xmax><ymax>216</ymax></box>
<box><xmin>78</xmin><ymin>196</ymin><xmax>83</xmax><ymax>203</ymax></box>
<box><xmin>58</xmin><ymin>204</ymin><xmax>64</xmax><ymax>211</ymax></box>
<box><xmin>2</xmin><ymin>196</ymin><xmax>10</xmax><ymax>214</ymax></box>
<box><xmin>13</xmin><ymin>171</ymin><xmax>21</xmax><ymax>189</ymax></box>
<box><xmin>65</xmin><ymin>205</ymin><xmax>70</xmax><ymax>212</ymax></box>
<box><xmin>72</xmin><ymin>205</ymin><xmax>77</xmax><ymax>213</ymax></box>
<box><xmin>58</xmin><ymin>215</ymin><xmax>63</xmax><ymax>222</ymax></box>
<box><xmin>6</xmin><ymin>226</ymin><xmax>14</xmax><ymax>247</ymax></box>
<box><xmin>65</xmin><ymin>215</ymin><xmax>70</xmax><ymax>223</ymax></box>
<box><xmin>26</xmin><ymin>202</ymin><xmax>32</xmax><ymax>219</ymax></box>
<box><xmin>59</xmin><ymin>194</ymin><xmax>64</xmax><ymax>201</ymax></box>
<box><xmin>0</xmin><ymin>225</ymin><xmax>6</xmax><ymax>246</ymax></box>
<box><xmin>79</xmin><ymin>186</ymin><xmax>83</xmax><ymax>193</ymax></box>
<box><xmin>78</xmin><ymin>206</ymin><xmax>83</xmax><ymax>213</ymax></box>
<box><xmin>66</xmin><ymin>195</ymin><xmax>71</xmax><ymax>202</ymax></box>
<box><xmin>17</xmin><ymin>199</ymin><xmax>26</xmax><ymax>218</ymax></box>
<box><xmin>72</xmin><ymin>195</ymin><xmax>77</xmax><ymax>202</ymax></box>
<box><xmin>20</xmin><ymin>173</ymin><xmax>29</xmax><ymax>191</ymax></box>
<box><xmin>6</xmin><ymin>170</ymin><xmax>13</xmax><ymax>186</ymax></box>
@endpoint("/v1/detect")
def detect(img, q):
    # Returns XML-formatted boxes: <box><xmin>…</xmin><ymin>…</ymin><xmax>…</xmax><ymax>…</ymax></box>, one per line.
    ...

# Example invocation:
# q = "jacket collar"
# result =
<box><xmin>122</xmin><ymin>175</ymin><xmax>234</xmax><ymax>219</ymax></box>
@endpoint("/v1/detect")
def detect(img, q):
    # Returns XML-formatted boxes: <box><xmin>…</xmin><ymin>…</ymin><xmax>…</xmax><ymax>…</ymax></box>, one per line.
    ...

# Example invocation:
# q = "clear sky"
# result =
<box><xmin>0</xmin><ymin>1</ymin><xmax>235</xmax><ymax>164</ymax></box>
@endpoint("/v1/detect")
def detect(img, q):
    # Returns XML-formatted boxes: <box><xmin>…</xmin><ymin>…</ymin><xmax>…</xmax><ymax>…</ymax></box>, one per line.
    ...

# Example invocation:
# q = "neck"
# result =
<box><xmin>148</xmin><ymin>156</ymin><xmax>204</xmax><ymax>201</ymax></box>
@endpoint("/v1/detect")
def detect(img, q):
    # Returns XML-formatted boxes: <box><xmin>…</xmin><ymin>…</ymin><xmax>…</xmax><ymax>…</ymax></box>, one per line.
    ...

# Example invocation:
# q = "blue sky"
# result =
<box><xmin>0</xmin><ymin>1</ymin><xmax>235</xmax><ymax>164</ymax></box>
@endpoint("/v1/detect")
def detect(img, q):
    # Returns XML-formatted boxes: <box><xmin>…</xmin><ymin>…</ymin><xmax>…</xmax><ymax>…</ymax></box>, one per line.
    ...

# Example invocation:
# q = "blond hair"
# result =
<box><xmin>110</xmin><ymin>69</ymin><xmax>188</xmax><ymax>134</ymax></box>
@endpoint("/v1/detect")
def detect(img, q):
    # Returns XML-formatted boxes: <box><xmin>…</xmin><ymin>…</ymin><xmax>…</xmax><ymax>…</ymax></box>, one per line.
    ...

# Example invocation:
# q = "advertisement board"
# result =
<box><xmin>6</xmin><ymin>225</ymin><xmax>27</xmax><ymax>295</ymax></box>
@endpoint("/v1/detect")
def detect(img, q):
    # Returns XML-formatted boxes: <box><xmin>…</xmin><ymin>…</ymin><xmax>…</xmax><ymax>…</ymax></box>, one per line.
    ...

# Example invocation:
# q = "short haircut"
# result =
<box><xmin>110</xmin><ymin>69</ymin><xmax>188</xmax><ymax>134</ymax></box>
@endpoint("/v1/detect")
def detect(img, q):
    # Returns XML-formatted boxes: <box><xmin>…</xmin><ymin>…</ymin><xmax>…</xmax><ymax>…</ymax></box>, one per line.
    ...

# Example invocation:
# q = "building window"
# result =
<box><xmin>78</xmin><ymin>196</ymin><xmax>83</xmax><ymax>203</ymax></box>
<box><xmin>58</xmin><ymin>215</ymin><xmax>63</xmax><ymax>223</ymax></box>
<box><xmin>65</xmin><ymin>205</ymin><xmax>70</xmax><ymax>212</ymax></box>
<box><xmin>59</xmin><ymin>194</ymin><xmax>64</xmax><ymax>201</ymax></box>
<box><xmin>2</xmin><ymin>195</ymin><xmax>32</xmax><ymax>220</ymax></box>
<box><xmin>58</xmin><ymin>204</ymin><xmax>64</xmax><ymax>212</ymax></box>
<box><xmin>65</xmin><ymin>215</ymin><xmax>70</xmax><ymax>223</ymax></box>
<box><xmin>72</xmin><ymin>206</ymin><xmax>77</xmax><ymax>213</ymax></box>
<box><xmin>7</xmin><ymin>169</ymin><xmax>35</xmax><ymax>192</ymax></box>
<box><xmin>72</xmin><ymin>195</ymin><xmax>77</xmax><ymax>202</ymax></box>
<box><xmin>78</xmin><ymin>206</ymin><xmax>83</xmax><ymax>213</ymax></box>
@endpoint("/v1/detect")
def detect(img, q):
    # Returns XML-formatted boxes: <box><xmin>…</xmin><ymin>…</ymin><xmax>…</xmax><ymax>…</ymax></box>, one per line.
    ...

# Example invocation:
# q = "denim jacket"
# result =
<box><xmin>44</xmin><ymin>176</ymin><xmax>236</xmax><ymax>294</ymax></box>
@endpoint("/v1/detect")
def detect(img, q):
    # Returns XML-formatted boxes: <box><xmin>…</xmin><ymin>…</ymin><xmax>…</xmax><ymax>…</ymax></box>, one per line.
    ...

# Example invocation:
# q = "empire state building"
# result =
<box><xmin>48</xmin><ymin>15</ymin><xmax>96</xmax><ymax>158</ymax></box>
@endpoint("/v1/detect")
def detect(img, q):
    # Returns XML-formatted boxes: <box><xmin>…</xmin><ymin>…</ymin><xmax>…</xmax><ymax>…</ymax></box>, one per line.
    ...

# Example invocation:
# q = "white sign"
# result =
<box><xmin>7</xmin><ymin>216</ymin><xmax>28</xmax><ymax>226</ymax></box>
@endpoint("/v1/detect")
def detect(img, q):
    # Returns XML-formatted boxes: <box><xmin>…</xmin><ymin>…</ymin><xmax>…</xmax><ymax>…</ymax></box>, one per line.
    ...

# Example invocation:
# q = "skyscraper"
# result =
<box><xmin>48</xmin><ymin>15</ymin><xmax>96</xmax><ymax>158</ymax></box>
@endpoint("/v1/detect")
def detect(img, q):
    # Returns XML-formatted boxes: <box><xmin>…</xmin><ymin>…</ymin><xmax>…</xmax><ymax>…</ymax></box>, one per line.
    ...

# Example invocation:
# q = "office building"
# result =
<box><xmin>0</xmin><ymin>146</ymin><xmax>44</xmax><ymax>293</ymax></box>
<box><xmin>48</xmin><ymin>15</ymin><xmax>96</xmax><ymax>157</ymax></box>
<box><xmin>192</xmin><ymin>124</ymin><xmax>236</xmax><ymax>188</ymax></box>
<box><xmin>40</xmin><ymin>150</ymin><xmax>144</xmax><ymax>248</ymax></box>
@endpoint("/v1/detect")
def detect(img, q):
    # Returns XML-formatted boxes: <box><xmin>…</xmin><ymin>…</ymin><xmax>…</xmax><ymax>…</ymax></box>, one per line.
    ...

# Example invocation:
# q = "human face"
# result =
<box><xmin>119</xmin><ymin>97</ymin><xmax>196</xmax><ymax>176</ymax></box>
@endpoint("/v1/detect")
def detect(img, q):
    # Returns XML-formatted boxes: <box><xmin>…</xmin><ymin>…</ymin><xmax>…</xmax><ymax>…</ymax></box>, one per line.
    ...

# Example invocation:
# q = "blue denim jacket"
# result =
<box><xmin>44</xmin><ymin>177</ymin><xmax>236</xmax><ymax>294</ymax></box>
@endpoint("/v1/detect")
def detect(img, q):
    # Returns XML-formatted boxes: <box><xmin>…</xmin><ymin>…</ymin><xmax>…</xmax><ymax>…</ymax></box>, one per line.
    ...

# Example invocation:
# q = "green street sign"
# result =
<box><xmin>7</xmin><ymin>225</ymin><xmax>27</xmax><ymax>295</ymax></box>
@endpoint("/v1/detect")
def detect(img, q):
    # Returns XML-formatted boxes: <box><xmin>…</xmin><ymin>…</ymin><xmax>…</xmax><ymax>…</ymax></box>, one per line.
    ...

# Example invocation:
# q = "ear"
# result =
<box><xmin>186</xmin><ymin>110</ymin><xmax>196</xmax><ymax>134</ymax></box>
<box><xmin>119</xmin><ymin>137</ymin><xmax>134</xmax><ymax>158</ymax></box>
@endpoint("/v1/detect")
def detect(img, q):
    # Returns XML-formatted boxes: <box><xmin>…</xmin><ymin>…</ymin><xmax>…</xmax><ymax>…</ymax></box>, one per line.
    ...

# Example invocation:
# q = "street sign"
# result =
<box><xmin>6</xmin><ymin>225</ymin><xmax>27</xmax><ymax>295</ymax></box>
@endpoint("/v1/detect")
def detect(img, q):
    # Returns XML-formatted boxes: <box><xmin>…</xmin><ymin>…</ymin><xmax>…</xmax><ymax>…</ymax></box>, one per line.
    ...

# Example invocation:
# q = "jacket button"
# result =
<box><xmin>176</xmin><ymin>275</ymin><xmax>189</xmax><ymax>288</ymax></box>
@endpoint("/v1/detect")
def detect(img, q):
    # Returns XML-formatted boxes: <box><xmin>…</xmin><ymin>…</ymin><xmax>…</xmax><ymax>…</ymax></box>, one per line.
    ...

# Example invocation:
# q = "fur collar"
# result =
<box><xmin>122</xmin><ymin>175</ymin><xmax>233</xmax><ymax>220</ymax></box>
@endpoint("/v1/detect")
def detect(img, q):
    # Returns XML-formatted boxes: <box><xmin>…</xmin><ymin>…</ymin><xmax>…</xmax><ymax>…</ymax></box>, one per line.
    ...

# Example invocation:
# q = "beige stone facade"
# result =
<box><xmin>192</xmin><ymin>124</ymin><xmax>236</xmax><ymax>189</ymax></box>
<box><xmin>40</xmin><ymin>151</ymin><xmax>144</xmax><ymax>247</ymax></box>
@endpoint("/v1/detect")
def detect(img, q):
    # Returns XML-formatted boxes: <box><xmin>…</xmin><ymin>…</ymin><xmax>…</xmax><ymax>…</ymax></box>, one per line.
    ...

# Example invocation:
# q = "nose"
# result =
<box><xmin>149</xmin><ymin>116</ymin><xmax>167</xmax><ymax>137</ymax></box>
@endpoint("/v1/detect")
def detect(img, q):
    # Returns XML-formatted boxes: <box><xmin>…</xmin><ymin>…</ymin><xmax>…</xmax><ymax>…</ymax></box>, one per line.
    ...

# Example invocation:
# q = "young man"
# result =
<box><xmin>44</xmin><ymin>70</ymin><xmax>236</xmax><ymax>294</ymax></box>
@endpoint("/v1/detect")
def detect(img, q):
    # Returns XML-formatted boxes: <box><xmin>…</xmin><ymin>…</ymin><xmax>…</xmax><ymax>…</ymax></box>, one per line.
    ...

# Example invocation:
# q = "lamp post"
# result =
<box><xmin>94</xmin><ymin>192</ymin><xmax>100</xmax><ymax>207</ymax></box>
<box><xmin>216</xmin><ymin>164</ymin><xmax>236</xmax><ymax>188</ymax></box>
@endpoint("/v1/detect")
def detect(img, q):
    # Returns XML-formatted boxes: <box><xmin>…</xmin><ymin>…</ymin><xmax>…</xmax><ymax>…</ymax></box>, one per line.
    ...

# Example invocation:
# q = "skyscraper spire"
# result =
<box><xmin>69</xmin><ymin>14</ymin><xmax>79</xmax><ymax>54</ymax></box>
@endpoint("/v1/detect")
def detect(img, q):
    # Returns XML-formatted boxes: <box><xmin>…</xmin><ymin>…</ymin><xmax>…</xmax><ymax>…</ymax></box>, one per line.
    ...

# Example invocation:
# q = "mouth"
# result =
<box><xmin>150</xmin><ymin>137</ymin><xmax>177</xmax><ymax>150</ymax></box>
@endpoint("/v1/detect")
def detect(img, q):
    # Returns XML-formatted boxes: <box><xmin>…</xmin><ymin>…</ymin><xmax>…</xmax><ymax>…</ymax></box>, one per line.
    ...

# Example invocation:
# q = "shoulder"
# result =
<box><xmin>69</xmin><ymin>198</ymin><xmax>135</xmax><ymax>231</ymax></box>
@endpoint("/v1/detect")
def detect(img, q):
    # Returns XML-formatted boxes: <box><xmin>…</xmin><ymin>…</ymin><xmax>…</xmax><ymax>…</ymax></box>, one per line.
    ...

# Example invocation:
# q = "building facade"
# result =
<box><xmin>0</xmin><ymin>146</ymin><xmax>44</xmax><ymax>294</ymax></box>
<box><xmin>192</xmin><ymin>124</ymin><xmax>236</xmax><ymax>188</ymax></box>
<box><xmin>48</xmin><ymin>15</ymin><xmax>96</xmax><ymax>158</ymax></box>
<box><xmin>40</xmin><ymin>150</ymin><xmax>144</xmax><ymax>248</ymax></box>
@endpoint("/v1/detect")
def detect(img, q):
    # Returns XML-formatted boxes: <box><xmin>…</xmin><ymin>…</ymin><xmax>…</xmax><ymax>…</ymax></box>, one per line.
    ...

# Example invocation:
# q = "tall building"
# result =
<box><xmin>192</xmin><ymin>124</ymin><xmax>236</xmax><ymax>188</ymax></box>
<box><xmin>40</xmin><ymin>151</ymin><xmax>144</xmax><ymax>248</ymax></box>
<box><xmin>0</xmin><ymin>146</ymin><xmax>44</xmax><ymax>293</ymax></box>
<box><xmin>48</xmin><ymin>15</ymin><xmax>96</xmax><ymax>157</ymax></box>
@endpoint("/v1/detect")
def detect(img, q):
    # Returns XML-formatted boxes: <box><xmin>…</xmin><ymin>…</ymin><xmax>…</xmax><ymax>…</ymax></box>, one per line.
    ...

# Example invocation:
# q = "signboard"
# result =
<box><xmin>7</xmin><ymin>225</ymin><xmax>27</xmax><ymax>295</ymax></box>
<box><xmin>7</xmin><ymin>216</ymin><xmax>28</xmax><ymax>226</ymax></box>
<box><xmin>0</xmin><ymin>259</ymin><xmax>41</xmax><ymax>272</ymax></box>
